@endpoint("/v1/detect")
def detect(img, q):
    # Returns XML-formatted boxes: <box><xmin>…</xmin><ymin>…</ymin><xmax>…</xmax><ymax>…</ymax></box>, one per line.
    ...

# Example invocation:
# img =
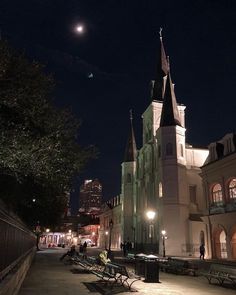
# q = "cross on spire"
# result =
<box><xmin>130</xmin><ymin>109</ymin><xmax>133</xmax><ymax>122</ymax></box>
<box><xmin>159</xmin><ymin>27</ymin><xmax>163</xmax><ymax>39</ymax></box>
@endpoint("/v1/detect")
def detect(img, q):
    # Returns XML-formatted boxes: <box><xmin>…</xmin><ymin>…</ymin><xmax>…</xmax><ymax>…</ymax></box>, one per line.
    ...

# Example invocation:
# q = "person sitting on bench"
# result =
<box><xmin>98</xmin><ymin>249</ymin><xmax>111</xmax><ymax>265</ymax></box>
<box><xmin>60</xmin><ymin>245</ymin><xmax>78</xmax><ymax>261</ymax></box>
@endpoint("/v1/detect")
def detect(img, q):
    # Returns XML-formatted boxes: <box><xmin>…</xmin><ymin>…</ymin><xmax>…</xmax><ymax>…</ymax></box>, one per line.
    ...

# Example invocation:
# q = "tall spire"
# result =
<box><xmin>124</xmin><ymin>110</ymin><xmax>137</xmax><ymax>162</ymax></box>
<box><xmin>151</xmin><ymin>28</ymin><xmax>169</xmax><ymax>101</ymax></box>
<box><xmin>160</xmin><ymin>71</ymin><xmax>182</xmax><ymax>127</ymax></box>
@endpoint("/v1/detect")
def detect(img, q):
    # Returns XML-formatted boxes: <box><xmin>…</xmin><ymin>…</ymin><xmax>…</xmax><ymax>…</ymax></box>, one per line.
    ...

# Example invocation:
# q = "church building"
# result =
<box><xmin>120</xmin><ymin>32</ymin><xmax>209</xmax><ymax>257</ymax></box>
<box><xmin>99</xmin><ymin>33</ymin><xmax>219</xmax><ymax>257</ymax></box>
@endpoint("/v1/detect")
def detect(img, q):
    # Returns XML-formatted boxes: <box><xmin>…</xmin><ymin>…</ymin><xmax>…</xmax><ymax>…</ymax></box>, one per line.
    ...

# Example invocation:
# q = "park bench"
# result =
<box><xmin>92</xmin><ymin>262</ymin><xmax>141</xmax><ymax>290</ymax></box>
<box><xmin>71</xmin><ymin>255</ymin><xmax>101</xmax><ymax>271</ymax></box>
<box><xmin>159</xmin><ymin>258</ymin><xmax>197</xmax><ymax>276</ymax></box>
<box><xmin>199</xmin><ymin>263</ymin><xmax>236</xmax><ymax>287</ymax></box>
<box><xmin>79</xmin><ymin>256</ymin><xmax>98</xmax><ymax>270</ymax></box>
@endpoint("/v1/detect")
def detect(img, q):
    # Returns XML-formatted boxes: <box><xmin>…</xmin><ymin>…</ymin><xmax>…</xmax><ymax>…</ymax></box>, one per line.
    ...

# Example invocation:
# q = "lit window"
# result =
<box><xmin>229</xmin><ymin>178</ymin><xmax>236</xmax><ymax>199</ymax></box>
<box><xmin>180</xmin><ymin>144</ymin><xmax>184</xmax><ymax>157</ymax></box>
<box><xmin>212</xmin><ymin>183</ymin><xmax>223</xmax><ymax>203</ymax></box>
<box><xmin>159</xmin><ymin>182</ymin><xmax>163</xmax><ymax>198</ymax></box>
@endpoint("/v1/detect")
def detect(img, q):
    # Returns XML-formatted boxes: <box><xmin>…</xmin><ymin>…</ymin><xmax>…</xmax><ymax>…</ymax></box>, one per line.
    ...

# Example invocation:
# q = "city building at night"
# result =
<box><xmin>201</xmin><ymin>133</ymin><xmax>236</xmax><ymax>259</ymax></box>
<box><xmin>78</xmin><ymin>179</ymin><xmax>102</xmax><ymax>216</ymax></box>
<box><xmin>98</xmin><ymin>196</ymin><xmax>122</xmax><ymax>249</ymax></box>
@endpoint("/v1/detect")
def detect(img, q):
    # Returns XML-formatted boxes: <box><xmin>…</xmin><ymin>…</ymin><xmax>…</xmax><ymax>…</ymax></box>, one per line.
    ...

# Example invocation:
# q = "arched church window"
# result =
<box><xmin>229</xmin><ymin>178</ymin><xmax>236</xmax><ymax>199</ymax></box>
<box><xmin>127</xmin><ymin>173</ymin><xmax>132</xmax><ymax>183</ymax></box>
<box><xmin>166</xmin><ymin>143</ymin><xmax>173</xmax><ymax>156</ymax></box>
<box><xmin>159</xmin><ymin>182</ymin><xmax>163</xmax><ymax>197</ymax></box>
<box><xmin>212</xmin><ymin>183</ymin><xmax>223</xmax><ymax>203</ymax></box>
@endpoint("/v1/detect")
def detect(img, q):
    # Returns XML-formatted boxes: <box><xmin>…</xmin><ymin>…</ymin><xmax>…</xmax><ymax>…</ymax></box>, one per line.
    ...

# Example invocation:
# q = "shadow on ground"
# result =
<box><xmin>83</xmin><ymin>281</ymin><xmax>138</xmax><ymax>295</ymax></box>
<box><xmin>70</xmin><ymin>268</ymin><xmax>91</xmax><ymax>274</ymax></box>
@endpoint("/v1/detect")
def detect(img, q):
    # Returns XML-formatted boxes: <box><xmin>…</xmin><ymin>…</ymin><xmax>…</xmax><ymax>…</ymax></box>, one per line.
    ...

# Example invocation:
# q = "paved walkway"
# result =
<box><xmin>18</xmin><ymin>247</ymin><xmax>236</xmax><ymax>295</ymax></box>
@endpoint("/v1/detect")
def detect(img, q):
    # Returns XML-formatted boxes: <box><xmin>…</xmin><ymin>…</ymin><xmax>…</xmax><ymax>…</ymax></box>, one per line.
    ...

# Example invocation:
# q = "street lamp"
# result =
<box><xmin>108</xmin><ymin>219</ymin><xmax>113</xmax><ymax>251</ymax></box>
<box><xmin>146</xmin><ymin>211</ymin><xmax>156</xmax><ymax>220</ymax></box>
<box><xmin>146</xmin><ymin>210</ymin><xmax>156</xmax><ymax>251</ymax></box>
<box><xmin>105</xmin><ymin>231</ymin><xmax>108</xmax><ymax>249</ymax></box>
<box><xmin>131</xmin><ymin>226</ymin><xmax>136</xmax><ymax>250</ymax></box>
<box><xmin>161</xmin><ymin>230</ymin><xmax>167</xmax><ymax>257</ymax></box>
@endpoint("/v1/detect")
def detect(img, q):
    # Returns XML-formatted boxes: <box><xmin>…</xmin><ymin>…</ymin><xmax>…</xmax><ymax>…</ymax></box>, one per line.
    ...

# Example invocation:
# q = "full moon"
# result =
<box><xmin>76</xmin><ymin>25</ymin><xmax>84</xmax><ymax>33</ymax></box>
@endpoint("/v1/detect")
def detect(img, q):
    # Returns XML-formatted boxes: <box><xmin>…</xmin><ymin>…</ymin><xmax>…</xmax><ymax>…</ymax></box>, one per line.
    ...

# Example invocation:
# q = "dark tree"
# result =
<box><xmin>0</xmin><ymin>40</ymin><xmax>96</xmax><ymax>227</ymax></box>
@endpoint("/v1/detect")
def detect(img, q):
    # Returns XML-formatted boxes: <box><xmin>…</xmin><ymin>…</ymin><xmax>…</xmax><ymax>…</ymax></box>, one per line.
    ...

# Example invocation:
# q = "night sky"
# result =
<box><xmin>1</xmin><ymin>0</ymin><xmax>236</xmax><ymax>213</ymax></box>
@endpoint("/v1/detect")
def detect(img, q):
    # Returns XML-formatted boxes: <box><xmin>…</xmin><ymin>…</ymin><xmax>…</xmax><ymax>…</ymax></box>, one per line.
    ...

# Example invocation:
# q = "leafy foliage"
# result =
<box><xmin>0</xmin><ymin>41</ymin><xmax>96</xmax><ymax>227</ymax></box>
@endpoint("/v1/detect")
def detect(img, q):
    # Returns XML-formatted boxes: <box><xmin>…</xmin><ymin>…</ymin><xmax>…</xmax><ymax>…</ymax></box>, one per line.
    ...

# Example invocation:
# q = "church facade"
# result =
<box><xmin>120</xmin><ymin>34</ymin><xmax>210</xmax><ymax>257</ymax></box>
<box><xmin>99</xmin><ymin>34</ymin><xmax>236</xmax><ymax>258</ymax></box>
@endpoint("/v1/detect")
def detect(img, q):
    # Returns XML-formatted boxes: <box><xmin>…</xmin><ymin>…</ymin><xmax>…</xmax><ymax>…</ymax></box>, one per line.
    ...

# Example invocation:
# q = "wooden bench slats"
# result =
<box><xmin>92</xmin><ymin>262</ymin><xmax>141</xmax><ymax>289</ymax></box>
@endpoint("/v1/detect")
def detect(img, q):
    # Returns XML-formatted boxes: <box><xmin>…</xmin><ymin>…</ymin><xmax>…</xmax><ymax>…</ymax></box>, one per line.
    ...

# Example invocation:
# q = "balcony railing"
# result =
<box><xmin>210</xmin><ymin>201</ymin><xmax>225</xmax><ymax>214</ymax></box>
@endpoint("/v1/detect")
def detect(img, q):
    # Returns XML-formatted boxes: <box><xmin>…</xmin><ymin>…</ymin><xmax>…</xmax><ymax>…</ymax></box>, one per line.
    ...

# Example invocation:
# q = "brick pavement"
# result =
<box><xmin>18</xmin><ymin>247</ymin><xmax>236</xmax><ymax>295</ymax></box>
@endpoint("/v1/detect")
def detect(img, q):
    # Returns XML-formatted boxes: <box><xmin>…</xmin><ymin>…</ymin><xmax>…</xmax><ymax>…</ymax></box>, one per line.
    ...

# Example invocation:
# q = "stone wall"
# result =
<box><xmin>0</xmin><ymin>248</ymin><xmax>36</xmax><ymax>295</ymax></box>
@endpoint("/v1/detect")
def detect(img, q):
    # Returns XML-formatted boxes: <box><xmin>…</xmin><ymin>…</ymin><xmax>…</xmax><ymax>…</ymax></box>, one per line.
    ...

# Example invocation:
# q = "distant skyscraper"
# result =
<box><xmin>78</xmin><ymin>179</ymin><xmax>102</xmax><ymax>215</ymax></box>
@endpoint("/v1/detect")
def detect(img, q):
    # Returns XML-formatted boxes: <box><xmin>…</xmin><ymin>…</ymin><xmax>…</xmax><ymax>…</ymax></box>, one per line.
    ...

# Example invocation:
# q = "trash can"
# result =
<box><xmin>135</xmin><ymin>253</ymin><xmax>147</xmax><ymax>276</ymax></box>
<box><xmin>144</xmin><ymin>255</ymin><xmax>160</xmax><ymax>283</ymax></box>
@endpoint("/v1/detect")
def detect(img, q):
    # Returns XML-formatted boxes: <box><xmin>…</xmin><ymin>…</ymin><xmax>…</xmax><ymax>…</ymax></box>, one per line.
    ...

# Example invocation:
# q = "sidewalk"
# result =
<box><xmin>18</xmin><ymin>247</ymin><xmax>236</xmax><ymax>295</ymax></box>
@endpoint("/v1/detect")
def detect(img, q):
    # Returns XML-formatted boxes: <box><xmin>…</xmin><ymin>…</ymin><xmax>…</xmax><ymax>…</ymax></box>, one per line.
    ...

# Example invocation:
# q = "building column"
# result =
<box><xmin>226</xmin><ymin>234</ymin><xmax>232</xmax><ymax>259</ymax></box>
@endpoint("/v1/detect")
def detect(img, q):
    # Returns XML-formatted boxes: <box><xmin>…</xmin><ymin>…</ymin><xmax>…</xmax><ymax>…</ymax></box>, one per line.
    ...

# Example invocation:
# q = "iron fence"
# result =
<box><xmin>0</xmin><ymin>201</ymin><xmax>36</xmax><ymax>280</ymax></box>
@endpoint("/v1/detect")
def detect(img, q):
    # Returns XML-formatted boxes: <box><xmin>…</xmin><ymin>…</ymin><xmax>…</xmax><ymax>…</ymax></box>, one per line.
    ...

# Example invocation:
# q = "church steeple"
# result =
<box><xmin>160</xmin><ymin>71</ymin><xmax>182</xmax><ymax>127</ymax></box>
<box><xmin>151</xmin><ymin>28</ymin><xmax>169</xmax><ymax>101</ymax></box>
<box><xmin>124</xmin><ymin>110</ymin><xmax>137</xmax><ymax>162</ymax></box>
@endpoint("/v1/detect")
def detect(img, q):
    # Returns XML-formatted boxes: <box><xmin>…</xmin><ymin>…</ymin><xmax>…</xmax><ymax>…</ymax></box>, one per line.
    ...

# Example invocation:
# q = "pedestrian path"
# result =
<box><xmin>18</xmin><ymin>248</ymin><xmax>236</xmax><ymax>295</ymax></box>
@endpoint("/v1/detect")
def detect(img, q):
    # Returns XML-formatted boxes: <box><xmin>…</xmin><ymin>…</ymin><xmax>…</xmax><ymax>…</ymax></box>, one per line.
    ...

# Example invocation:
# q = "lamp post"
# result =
<box><xmin>105</xmin><ymin>231</ymin><xmax>108</xmax><ymax>249</ymax></box>
<box><xmin>146</xmin><ymin>210</ymin><xmax>156</xmax><ymax>252</ymax></box>
<box><xmin>131</xmin><ymin>226</ymin><xmax>136</xmax><ymax>250</ymax></box>
<box><xmin>108</xmin><ymin>219</ymin><xmax>113</xmax><ymax>251</ymax></box>
<box><xmin>161</xmin><ymin>230</ymin><xmax>167</xmax><ymax>257</ymax></box>
<box><xmin>68</xmin><ymin>230</ymin><xmax>72</xmax><ymax>246</ymax></box>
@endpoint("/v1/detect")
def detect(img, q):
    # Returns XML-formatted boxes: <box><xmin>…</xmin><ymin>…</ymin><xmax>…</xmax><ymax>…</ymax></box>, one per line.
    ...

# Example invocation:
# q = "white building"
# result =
<box><xmin>98</xmin><ymin>33</ymin><xmax>236</xmax><ymax>258</ymax></box>
<box><xmin>121</xmin><ymin>33</ymin><xmax>209</xmax><ymax>257</ymax></box>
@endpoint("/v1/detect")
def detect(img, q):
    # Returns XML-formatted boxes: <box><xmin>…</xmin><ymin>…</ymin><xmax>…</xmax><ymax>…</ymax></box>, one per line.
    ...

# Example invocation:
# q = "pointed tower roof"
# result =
<box><xmin>151</xmin><ymin>28</ymin><xmax>169</xmax><ymax>101</ymax></box>
<box><xmin>160</xmin><ymin>71</ymin><xmax>182</xmax><ymax>127</ymax></box>
<box><xmin>124</xmin><ymin>110</ymin><xmax>137</xmax><ymax>162</ymax></box>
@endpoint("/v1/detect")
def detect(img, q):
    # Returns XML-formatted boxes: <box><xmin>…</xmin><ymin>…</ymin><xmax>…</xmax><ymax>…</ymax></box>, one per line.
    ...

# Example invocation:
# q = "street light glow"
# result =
<box><xmin>146</xmin><ymin>210</ymin><xmax>156</xmax><ymax>220</ymax></box>
<box><xmin>105</xmin><ymin>231</ymin><xmax>108</xmax><ymax>235</ymax></box>
<box><xmin>161</xmin><ymin>230</ymin><xmax>166</xmax><ymax>235</ymax></box>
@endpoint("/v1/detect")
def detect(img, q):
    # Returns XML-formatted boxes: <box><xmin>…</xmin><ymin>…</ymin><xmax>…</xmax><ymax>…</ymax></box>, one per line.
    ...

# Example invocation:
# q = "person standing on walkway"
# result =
<box><xmin>200</xmin><ymin>244</ymin><xmax>205</xmax><ymax>260</ymax></box>
<box><xmin>123</xmin><ymin>241</ymin><xmax>127</xmax><ymax>256</ymax></box>
<box><xmin>83</xmin><ymin>241</ymin><xmax>87</xmax><ymax>257</ymax></box>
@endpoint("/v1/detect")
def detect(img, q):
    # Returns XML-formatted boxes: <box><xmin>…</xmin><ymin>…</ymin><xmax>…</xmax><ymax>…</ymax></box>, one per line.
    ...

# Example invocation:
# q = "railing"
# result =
<box><xmin>0</xmin><ymin>201</ymin><xmax>36</xmax><ymax>280</ymax></box>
